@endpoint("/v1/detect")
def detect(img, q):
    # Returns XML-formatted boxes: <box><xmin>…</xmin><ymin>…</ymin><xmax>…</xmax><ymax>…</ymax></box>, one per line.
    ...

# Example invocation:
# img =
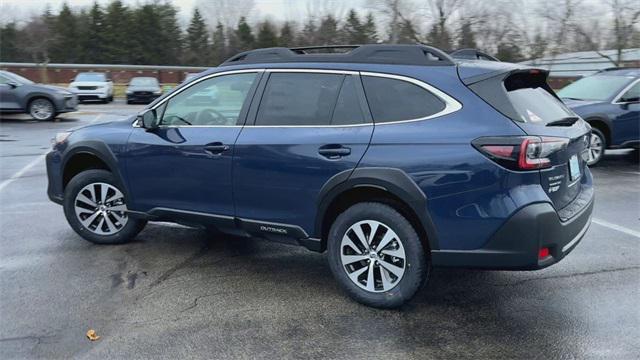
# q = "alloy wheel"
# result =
<box><xmin>29</xmin><ymin>99</ymin><xmax>54</xmax><ymax>120</ymax></box>
<box><xmin>74</xmin><ymin>182</ymin><xmax>128</xmax><ymax>235</ymax></box>
<box><xmin>588</xmin><ymin>133</ymin><xmax>604</xmax><ymax>165</ymax></box>
<box><xmin>340</xmin><ymin>220</ymin><xmax>406</xmax><ymax>293</ymax></box>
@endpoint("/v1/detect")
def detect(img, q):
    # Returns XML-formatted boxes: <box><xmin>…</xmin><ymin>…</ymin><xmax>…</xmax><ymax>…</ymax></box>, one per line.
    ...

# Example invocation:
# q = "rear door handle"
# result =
<box><xmin>318</xmin><ymin>145</ymin><xmax>351</xmax><ymax>158</ymax></box>
<box><xmin>204</xmin><ymin>143</ymin><xmax>229</xmax><ymax>155</ymax></box>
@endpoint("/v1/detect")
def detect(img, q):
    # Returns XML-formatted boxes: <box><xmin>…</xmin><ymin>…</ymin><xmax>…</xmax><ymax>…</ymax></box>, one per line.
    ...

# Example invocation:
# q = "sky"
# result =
<box><xmin>0</xmin><ymin>0</ymin><xmax>368</xmax><ymax>26</ymax></box>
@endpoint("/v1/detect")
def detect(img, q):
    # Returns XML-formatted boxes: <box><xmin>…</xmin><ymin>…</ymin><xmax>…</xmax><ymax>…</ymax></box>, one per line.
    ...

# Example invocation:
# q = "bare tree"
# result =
<box><xmin>196</xmin><ymin>0</ymin><xmax>255</xmax><ymax>30</ymax></box>
<box><xmin>367</xmin><ymin>0</ymin><xmax>411</xmax><ymax>43</ymax></box>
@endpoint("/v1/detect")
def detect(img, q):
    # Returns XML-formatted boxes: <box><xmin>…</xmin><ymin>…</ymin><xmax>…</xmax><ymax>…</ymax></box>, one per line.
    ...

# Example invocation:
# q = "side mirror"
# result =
<box><xmin>139</xmin><ymin>108</ymin><xmax>159</xmax><ymax>130</ymax></box>
<box><xmin>7</xmin><ymin>81</ymin><xmax>18</xmax><ymax>88</ymax></box>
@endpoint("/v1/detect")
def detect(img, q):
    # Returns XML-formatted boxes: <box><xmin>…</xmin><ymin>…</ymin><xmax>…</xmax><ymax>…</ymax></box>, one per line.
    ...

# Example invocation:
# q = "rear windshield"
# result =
<box><xmin>75</xmin><ymin>73</ymin><xmax>106</xmax><ymax>82</ymax></box>
<box><xmin>556</xmin><ymin>75</ymin><xmax>634</xmax><ymax>101</ymax></box>
<box><xmin>507</xmin><ymin>87</ymin><xmax>573</xmax><ymax>123</ymax></box>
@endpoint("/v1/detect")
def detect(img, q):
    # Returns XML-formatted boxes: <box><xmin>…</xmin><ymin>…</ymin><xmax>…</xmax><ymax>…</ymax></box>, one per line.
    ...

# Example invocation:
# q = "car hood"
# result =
<box><xmin>561</xmin><ymin>98</ymin><xmax>604</xmax><ymax>108</ymax></box>
<box><xmin>69</xmin><ymin>81</ymin><xmax>108</xmax><ymax>87</ymax></box>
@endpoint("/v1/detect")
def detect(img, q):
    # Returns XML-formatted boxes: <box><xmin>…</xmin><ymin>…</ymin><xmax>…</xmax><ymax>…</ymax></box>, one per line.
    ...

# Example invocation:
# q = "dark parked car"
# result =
<box><xmin>46</xmin><ymin>45</ymin><xmax>594</xmax><ymax>308</ymax></box>
<box><xmin>126</xmin><ymin>77</ymin><xmax>163</xmax><ymax>104</ymax></box>
<box><xmin>0</xmin><ymin>70</ymin><xmax>78</xmax><ymax>121</ymax></box>
<box><xmin>557</xmin><ymin>68</ymin><xmax>640</xmax><ymax>165</ymax></box>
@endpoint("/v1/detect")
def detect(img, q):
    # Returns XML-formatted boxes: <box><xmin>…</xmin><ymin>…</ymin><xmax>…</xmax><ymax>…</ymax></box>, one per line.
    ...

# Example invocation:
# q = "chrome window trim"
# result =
<box><xmin>132</xmin><ymin>68</ymin><xmax>463</xmax><ymax>129</ymax></box>
<box><xmin>359</xmin><ymin>71</ymin><xmax>463</xmax><ymax>125</ymax></box>
<box><xmin>612</xmin><ymin>78</ymin><xmax>640</xmax><ymax>104</ymax></box>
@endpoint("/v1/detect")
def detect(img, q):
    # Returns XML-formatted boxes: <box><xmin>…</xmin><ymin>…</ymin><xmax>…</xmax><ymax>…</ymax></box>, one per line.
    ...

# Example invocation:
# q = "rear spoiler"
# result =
<box><xmin>461</xmin><ymin>66</ymin><xmax>550</xmax><ymax>86</ymax></box>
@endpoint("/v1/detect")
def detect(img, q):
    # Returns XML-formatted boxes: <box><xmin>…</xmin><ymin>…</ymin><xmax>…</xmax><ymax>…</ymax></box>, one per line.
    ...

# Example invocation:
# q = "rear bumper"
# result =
<box><xmin>431</xmin><ymin>187</ymin><xmax>594</xmax><ymax>270</ymax></box>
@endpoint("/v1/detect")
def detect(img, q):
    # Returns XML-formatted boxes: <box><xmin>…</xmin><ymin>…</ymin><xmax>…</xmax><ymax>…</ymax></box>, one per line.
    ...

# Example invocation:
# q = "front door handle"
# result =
<box><xmin>318</xmin><ymin>145</ymin><xmax>351</xmax><ymax>159</ymax></box>
<box><xmin>204</xmin><ymin>142</ymin><xmax>229</xmax><ymax>155</ymax></box>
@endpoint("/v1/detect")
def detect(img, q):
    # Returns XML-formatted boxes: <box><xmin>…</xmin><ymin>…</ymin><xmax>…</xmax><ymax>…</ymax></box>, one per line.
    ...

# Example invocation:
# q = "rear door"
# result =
<box><xmin>232</xmin><ymin>70</ymin><xmax>373</xmax><ymax>235</ymax></box>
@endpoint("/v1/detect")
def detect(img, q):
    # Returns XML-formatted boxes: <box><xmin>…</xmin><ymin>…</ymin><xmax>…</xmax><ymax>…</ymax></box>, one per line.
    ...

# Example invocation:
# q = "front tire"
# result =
<box><xmin>327</xmin><ymin>202</ymin><xmax>429</xmax><ymax>308</ymax></box>
<box><xmin>28</xmin><ymin>98</ymin><xmax>55</xmax><ymax>121</ymax></box>
<box><xmin>587</xmin><ymin>128</ymin><xmax>606</xmax><ymax>166</ymax></box>
<box><xmin>63</xmin><ymin>170</ymin><xmax>146</xmax><ymax>244</ymax></box>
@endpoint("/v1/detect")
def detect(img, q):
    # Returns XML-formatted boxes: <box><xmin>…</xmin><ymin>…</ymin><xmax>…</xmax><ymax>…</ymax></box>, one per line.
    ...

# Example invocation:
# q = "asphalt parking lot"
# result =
<box><xmin>1</xmin><ymin>101</ymin><xmax>639</xmax><ymax>359</ymax></box>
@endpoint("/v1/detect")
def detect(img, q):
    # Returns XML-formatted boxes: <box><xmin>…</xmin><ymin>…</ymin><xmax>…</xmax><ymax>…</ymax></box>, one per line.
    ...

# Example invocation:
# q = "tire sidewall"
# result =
<box><xmin>63</xmin><ymin>169</ymin><xmax>145</xmax><ymax>244</ymax></box>
<box><xmin>327</xmin><ymin>202</ymin><xmax>428</xmax><ymax>308</ymax></box>
<box><xmin>588</xmin><ymin>128</ymin><xmax>606</xmax><ymax>166</ymax></box>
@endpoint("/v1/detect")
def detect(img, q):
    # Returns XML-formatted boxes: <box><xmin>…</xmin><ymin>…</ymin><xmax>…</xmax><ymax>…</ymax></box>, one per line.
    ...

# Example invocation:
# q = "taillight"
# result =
<box><xmin>473</xmin><ymin>136</ymin><xmax>568</xmax><ymax>171</ymax></box>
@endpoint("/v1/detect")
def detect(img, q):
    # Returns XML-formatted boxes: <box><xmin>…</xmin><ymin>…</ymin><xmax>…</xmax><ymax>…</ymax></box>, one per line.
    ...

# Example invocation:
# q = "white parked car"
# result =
<box><xmin>68</xmin><ymin>72</ymin><xmax>114</xmax><ymax>103</ymax></box>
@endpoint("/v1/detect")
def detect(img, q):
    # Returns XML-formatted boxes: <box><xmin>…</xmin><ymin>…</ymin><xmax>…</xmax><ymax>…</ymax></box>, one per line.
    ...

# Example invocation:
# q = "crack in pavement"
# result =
<box><xmin>491</xmin><ymin>266</ymin><xmax>640</xmax><ymax>287</ymax></box>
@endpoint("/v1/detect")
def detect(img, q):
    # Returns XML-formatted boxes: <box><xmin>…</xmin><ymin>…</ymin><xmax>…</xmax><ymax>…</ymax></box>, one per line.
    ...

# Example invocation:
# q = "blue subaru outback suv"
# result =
<box><xmin>46</xmin><ymin>45</ymin><xmax>594</xmax><ymax>308</ymax></box>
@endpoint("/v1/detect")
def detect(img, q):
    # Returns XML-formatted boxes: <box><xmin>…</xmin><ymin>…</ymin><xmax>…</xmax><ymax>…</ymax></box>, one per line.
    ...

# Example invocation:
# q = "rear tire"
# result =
<box><xmin>587</xmin><ymin>128</ymin><xmax>606</xmax><ymax>166</ymax></box>
<box><xmin>327</xmin><ymin>202</ymin><xmax>429</xmax><ymax>308</ymax></box>
<box><xmin>63</xmin><ymin>170</ymin><xmax>146</xmax><ymax>244</ymax></box>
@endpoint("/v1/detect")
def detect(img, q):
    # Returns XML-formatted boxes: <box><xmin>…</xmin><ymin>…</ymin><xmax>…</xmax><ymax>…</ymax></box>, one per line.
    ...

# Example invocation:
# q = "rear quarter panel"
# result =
<box><xmin>358</xmin><ymin>65</ymin><xmax>548</xmax><ymax>251</ymax></box>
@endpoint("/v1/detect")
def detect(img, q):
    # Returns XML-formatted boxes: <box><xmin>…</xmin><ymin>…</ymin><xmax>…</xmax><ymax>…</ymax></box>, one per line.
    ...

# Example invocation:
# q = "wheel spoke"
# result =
<box><xmin>95</xmin><ymin>215</ymin><xmax>105</xmax><ymax>232</ymax></box>
<box><xmin>380</xmin><ymin>266</ymin><xmax>393</xmax><ymax>290</ymax></box>
<box><xmin>347</xmin><ymin>266</ymin><xmax>368</xmax><ymax>284</ymax></box>
<box><xmin>351</xmin><ymin>224</ymin><xmax>370</xmax><ymax>251</ymax></box>
<box><xmin>76</xmin><ymin>193</ymin><xmax>96</xmax><ymax>207</ymax></box>
<box><xmin>104</xmin><ymin>215</ymin><xmax>118</xmax><ymax>233</ymax></box>
<box><xmin>342</xmin><ymin>234</ymin><xmax>364</xmax><ymax>254</ymax></box>
<box><xmin>105</xmin><ymin>192</ymin><xmax>124</xmax><ymax>203</ymax></box>
<box><xmin>107</xmin><ymin>204</ymin><xmax>127</xmax><ymax>212</ymax></box>
<box><xmin>81</xmin><ymin>211</ymin><xmax>100</xmax><ymax>228</ymax></box>
<box><xmin>111</xmin><ymin>211</ymin><xmax>126</xmax><ymax>223</ymax></box>
<box><xmin>376</xmin><ymin>230</ymin><xmax>396</xmax><ymax>252</ymax></box>
<box><xmin>100</xmin><ymin>184</ymin><xmax>108</xmax><ymax>204</ymax></box>
<box><xmin>379</xmin><ymin>259</ymin><xmax>404</xmax><ymax>278</ymax></box>
<box><xmin>380</xmin><ymin>248</ymin><xmax>404</xmax><ymax>258</ymax></box>
<box><xmin>365</xmin><ymin>263</ymin><xmax>376</xmax><ymax>292</ymax></box>
<box><xmin>341</xmin><ymin>253</ymin><xmax>369</xmax><ymax>266</ymax></box>
<box><xmin>368</xmin><ymin>222</ymin><xmax>379</xmax><ymax>246</ymax></box>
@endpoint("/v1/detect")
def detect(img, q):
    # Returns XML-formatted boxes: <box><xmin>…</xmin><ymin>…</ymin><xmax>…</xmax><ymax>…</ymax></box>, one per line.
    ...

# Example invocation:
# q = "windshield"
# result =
<box><xmin>75</xmin><ymin>73</ymin><xmax>107</xmax><ymax>82</ymax></box>
<box><xmin>130</xmin><ymin>77</ymin><xmax>158</xmax><ymax>86</ymax></box>
<box><xmin>557</xmin><ymin>75</ymin><xmax>634</xmax><ymax>101</ymax></box>
<box><xmin>1</xmin><ymin>71</ymin><xmax>34</xmax><ymax>85</ymax></box>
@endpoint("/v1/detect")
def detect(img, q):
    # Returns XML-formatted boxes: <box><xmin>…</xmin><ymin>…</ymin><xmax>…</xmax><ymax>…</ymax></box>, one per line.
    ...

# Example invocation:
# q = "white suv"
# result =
<box><xmin>68</xmin><ymin>72</ymin><xmax>114</xmax><ymax>103</ymax></box>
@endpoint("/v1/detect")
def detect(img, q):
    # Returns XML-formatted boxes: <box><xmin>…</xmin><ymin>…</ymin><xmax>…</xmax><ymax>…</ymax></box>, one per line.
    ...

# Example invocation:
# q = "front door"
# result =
<box><xmin>233</xmin><ymin>70</ymin><xmax>374</xmax><ymax>235</ymax></box>
<box><xmin>0</xmin><ymin>74</ymin><xmax>20</xmax><ymax>110</ymax></box>
<box><xmin>125</xmin><ymin>70</ymin><xmax>261</xmax><ymax>217</ymax></box>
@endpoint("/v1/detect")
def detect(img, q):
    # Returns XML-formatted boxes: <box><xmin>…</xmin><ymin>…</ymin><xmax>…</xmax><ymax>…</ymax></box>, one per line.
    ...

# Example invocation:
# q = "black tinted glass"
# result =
<box><xmin>256</xmin><ymin>73</ymin><xmax>343</xmax><ymax>126</ymax></box>
<box><xmin>362</xmin><ymin>76</ymin><xmax>445</xmax><ymax>123</ymax></box>
<box><xmin>331</xmin><ymin>76</ymin><xmax>366</xmax><ymax>125</ymax></box>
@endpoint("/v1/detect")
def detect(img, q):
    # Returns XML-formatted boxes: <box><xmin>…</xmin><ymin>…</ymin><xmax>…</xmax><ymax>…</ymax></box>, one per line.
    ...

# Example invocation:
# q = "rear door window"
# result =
<box><xmin>255</xmin><ymin>72</ymin><xmax>343</xmax><ymax>126</ymax></box>
<box><xmin>362</xmin><ymin>76</ymin><xmax>445</xmax><ymax>123</ymax></box>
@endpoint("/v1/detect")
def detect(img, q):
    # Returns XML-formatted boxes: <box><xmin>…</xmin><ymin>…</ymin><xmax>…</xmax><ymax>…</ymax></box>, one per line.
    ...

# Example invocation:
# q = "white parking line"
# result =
<box><xmin>593</xmin><ymin>218</ymin><xmax>640</xmax><ymax>239</ymax></box>
<box><xmin>0</xmin><ymin>114</ymin><xmax>104</xmax><ymax>194</ymax></box>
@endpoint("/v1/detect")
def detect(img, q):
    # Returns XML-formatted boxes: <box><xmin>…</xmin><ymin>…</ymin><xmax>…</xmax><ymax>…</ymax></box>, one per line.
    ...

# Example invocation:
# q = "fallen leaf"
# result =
<box><xmin>86</xmin><ymin>329</ymin><xmax>100</xmax><ymax>341</ymax></box>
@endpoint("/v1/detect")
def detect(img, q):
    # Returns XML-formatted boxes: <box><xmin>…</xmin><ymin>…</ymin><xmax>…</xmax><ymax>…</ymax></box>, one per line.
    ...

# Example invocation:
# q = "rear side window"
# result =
<box><xmin>256</xmin><ymin>73</ymin><xmax>343</xmax><ymax>126</ymax></box>
<box><xmin>362</xmin><ymin>76</ymin><xmax>445</xmax><ymax>123</ymax></box>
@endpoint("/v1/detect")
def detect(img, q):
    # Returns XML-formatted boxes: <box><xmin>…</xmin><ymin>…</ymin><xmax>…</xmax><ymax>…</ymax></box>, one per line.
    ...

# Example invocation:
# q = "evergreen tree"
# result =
<box><xmin>496</xmin><ymin>42</ymin><xmax>524</xmax><ymax>62</ymax></box>
<box><xmin>279</xmin><ymin>21</ymin><xmax>295</xmax><ymax>47</ymax></box>
<box><xmin>155</xmin><ymin>3</ymin><xmax>183</xmax><ymax>65</ymax></box>
<box><xmin>82</xmin><ymin>2</ymin><xmax>107</xmax><ymax>63</ymax></box>
<box><xmin>185</xmin><ymin>8</ymin><xmax>210</xmax><ymax>65</ymax></box>
<box><xmin>102</xmin><ymin>0</ymin><xmax>131</xmax><ymax>64</ymax></box>
<box><xmin>299</xmin><ymin>18</ymin><xmax>317</xmax><ymax>46</ymax></box>
<box><xmin>341</xmin><ymin>9</ymin><xmax>363</xmax><ymax>44</ymax></box>
<box><xmin>0</xmin><ymin>23</ymin><xmax>21</xmax><ymax>61</ymax></box>
<box><xmin>457</xmin><ymin>20</ymin><xmax>476</xmax><ymax>49</ymax></box>
<box><xmin>236</xmin><ymin>17</ymin><xmax>254</xmax><ymax>51</ymax></box>
<box><xmin>397</xmin><ymin>19</ymin><xmax>418</xmax><ymax>44</ymax></box>
<box><xmin>211</xmin><ymin>22</ymin><xmax>227</xmax><ymax>64</ymax></box>
<box><xmin>256</xmin><ymin>20</ymin><xmax>278</xmax><ymax>48</ymax></box>
<box><xmin>427</xmin><ymin>23</ymin><xmax>452</xmax><ymax>50</ymax></box>
<box><xmin>226</xmin><ymin>26</ymin><xmax>240</xmax><ymax>57</ymax></box>
<box><xmin>317</xmin><ymin>15</ymin><xmax>339</xmax><ymax>45</ymax></box>
<box><xmin>50</xmin><ymin>3</ymin><xmax>81</xmax><ymax>63</ymax></box>
<box><xmin>529</xmin><ymin>31</ymin><xmax>548</xmax><ymax>61</ymax></box>
<box><xmin>361</xmin><ymin>13</ymin><xmax>378</xmax><ymax>44</ymax></box>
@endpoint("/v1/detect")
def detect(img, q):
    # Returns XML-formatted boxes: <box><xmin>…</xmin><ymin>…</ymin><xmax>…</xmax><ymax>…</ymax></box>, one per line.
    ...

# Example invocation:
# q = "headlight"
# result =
<box><xmin>153</xmin><ymin>90</ymin><xmax>162</xmax><ymax>95</ymax></box>
<box><xmin>126</xmin><ymin>90</ymin><xmax>133</xmax><ymax>94</ymax></box>
<box><xmin>52</xmin><ymin>131</ymin><xmax>72</xmax><ymax>147</ymax></box>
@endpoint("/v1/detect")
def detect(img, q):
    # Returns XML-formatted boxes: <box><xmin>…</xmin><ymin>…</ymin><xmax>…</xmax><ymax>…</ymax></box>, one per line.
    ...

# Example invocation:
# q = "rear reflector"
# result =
<box><xmin>538</xmin><ymin>247</ymin><xmax>550</xmax><ymax>259</ymax></box>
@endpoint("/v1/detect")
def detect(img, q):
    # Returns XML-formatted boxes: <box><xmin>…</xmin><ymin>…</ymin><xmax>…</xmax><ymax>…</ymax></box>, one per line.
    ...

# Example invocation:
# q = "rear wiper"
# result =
<box><xmin>546</xmin><ymin>116</ymin><xmax>580</xmax><ymax>127</ymax></box>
